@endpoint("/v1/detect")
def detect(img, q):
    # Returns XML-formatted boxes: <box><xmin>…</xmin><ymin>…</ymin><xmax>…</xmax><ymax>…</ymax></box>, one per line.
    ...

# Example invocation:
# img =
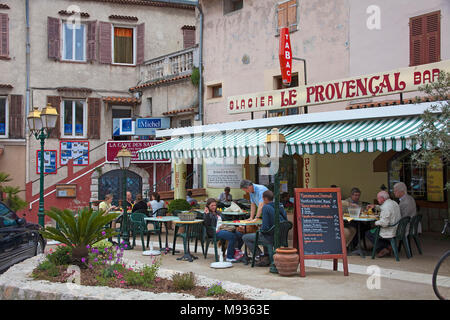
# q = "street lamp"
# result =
<box><xmin>266</xmin><ymin>127</ymin><xmax>287</xmax><ymax>273</ymax></box>
<box><xmin>27</xmin><ymin>104</ymin><xmax>59</xmax><ymax>227</ymax></box>
<box><xmin>116</xmin><ymin>146</ymin><xmax>132</xmax><ymax>249</ymax></box>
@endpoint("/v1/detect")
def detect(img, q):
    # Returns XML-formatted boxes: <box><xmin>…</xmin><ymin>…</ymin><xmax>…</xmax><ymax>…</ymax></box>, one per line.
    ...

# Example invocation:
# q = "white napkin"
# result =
<box><xmin>224</xmin><ymin>201</ymin><xmax>242</xmax><ymax>212</ymax></box>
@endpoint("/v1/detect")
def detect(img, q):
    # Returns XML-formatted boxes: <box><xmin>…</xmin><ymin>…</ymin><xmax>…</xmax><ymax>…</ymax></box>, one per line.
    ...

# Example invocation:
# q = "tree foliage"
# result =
<box><xmin>0</xmin><ymin>172</ymin><xmax>27</xmax><ymax>211</ymax></box>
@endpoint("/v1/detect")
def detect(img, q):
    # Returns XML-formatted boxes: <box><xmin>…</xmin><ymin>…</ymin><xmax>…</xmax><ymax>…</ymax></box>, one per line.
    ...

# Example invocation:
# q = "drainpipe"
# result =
<box><xmin>25</xmin><ymin>0</ymin><xmax>31</xmax><ymax>183</ymax></box>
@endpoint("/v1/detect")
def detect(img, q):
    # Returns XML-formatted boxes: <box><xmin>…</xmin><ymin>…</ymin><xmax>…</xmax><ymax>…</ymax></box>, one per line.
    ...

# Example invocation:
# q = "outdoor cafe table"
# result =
<box><xmin>144</xmin><ymin>216</ymin><xmax>180</xmax><ymax>253</ymax></box>
<box><xmin>221</xmin><ymin>219</ymin><xmax>262</xmax><ymax>264</ymax></box>
<box><xmin>220</xmin><ymin>211</ymin><xmax>249</xmax><ymax>221</ymax></box>
<box><xmin>343</xmin><ymin>215</ymin><xmax>378</xmax><ymax>258</ymax></box>
<box><xmin>172</xmin><ymin>219</ymin><xmax>204</xmax><ymax>262</ymax></box>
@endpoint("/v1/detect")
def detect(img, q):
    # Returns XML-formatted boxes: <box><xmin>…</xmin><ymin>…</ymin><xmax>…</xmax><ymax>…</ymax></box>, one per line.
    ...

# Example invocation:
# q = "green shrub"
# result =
<box><xmin>167</xmin><ymin>199</ymin><xmax>191</xmax><ymax>213</ymax></box>
<box><xmin>190</xmin><ymin>67</ymin><xmax>200</xmax><ymax>86</ymax></box>
<box><xmin>37</xmin><ymin>260</ymin><xmax>55</xmax><ymax>271</ymax></box>
<box><xmin>172</xmin><ymin>272</ymin><xmax>196</xmax><ymax>290</ymax></box>
<box><xmin>206</xmin><ymin>282</ymin><xmax>227</xmax><ymax>296</ymax></box>
<box><xmin>47</xmin><ymin>245</ymin><xmax>72</xmax><ymax>266</ymax></box>
<box><xmin>102</xmin><ymin>263</ymin><xmax>125</xmax><ymax>278</ymax></box>
<box><xmin>125</xmin><ymin>260</ymin><xmax>160</xmax><ymax>288</ymax></box>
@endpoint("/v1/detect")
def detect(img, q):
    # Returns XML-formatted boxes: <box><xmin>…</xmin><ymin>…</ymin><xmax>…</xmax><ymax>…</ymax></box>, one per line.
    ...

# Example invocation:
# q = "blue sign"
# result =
<box><xmin>135</xmin><ymin>118</ymin><xmax>170</xmax><ymax>136</ymax></box>
<box><xmin>137</xmin><ymin>118</ymin><xmax>161</xmax><ymax>129</ymax></box>
<box><xmin>0</xmin><ymin>123</ymin><xmax>5</xmax><ymax>135</ymax></box>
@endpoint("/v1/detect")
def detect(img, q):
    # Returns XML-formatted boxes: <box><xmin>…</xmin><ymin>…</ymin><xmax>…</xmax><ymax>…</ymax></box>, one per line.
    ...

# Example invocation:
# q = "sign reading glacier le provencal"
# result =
<box><xmin>227</xmin><ymin>60</ymin><xmax>450</xmax><ymax>114</ymax></box>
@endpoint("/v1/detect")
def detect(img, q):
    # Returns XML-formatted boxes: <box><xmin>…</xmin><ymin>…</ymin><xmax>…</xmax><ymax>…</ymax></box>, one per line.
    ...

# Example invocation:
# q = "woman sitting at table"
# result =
<box><xmin>203</xmin><ymin>198</ymin><xmax>244</xmax><ymax>262</ymax></box>
<box><xmin>99</xmin><ymin>194</ymin><xmax>119</xmax><ymax>229</ymax></box>
<box><xmin>132</xmin><ymin>193</ymin><xmax>148</xmax><ymax>215</ymax></box>
<box><xmin>148</xmin><ymin>192</ymin><xmax>165</xmax><ymax>217</ymax></box>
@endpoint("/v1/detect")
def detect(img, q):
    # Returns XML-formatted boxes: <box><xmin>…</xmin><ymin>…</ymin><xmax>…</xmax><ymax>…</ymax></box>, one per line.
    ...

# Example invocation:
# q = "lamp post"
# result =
<box><xmin>27</xmin><ymin>104</ymin><xmax>59</xmax><ymax>227</ymax></box>
<box><xmin>116</xmin><ymin>146</ymin><xmax>132</xmax><ymax>249</ymax></box>
<box><xmin>266</xmin><ymin>128</ymin><xmax>287</xmax><ymax>273</ymax></box>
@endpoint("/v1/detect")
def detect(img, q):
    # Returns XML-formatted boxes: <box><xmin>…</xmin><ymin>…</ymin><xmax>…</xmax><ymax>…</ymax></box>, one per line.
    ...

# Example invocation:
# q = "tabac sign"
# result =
<box><xmin>279</xmin><ymin>27</ymin><xmax>292</xmax><ymax>86</ymax></box>
<box><xmin>227</xmin><ymin>60</ymin><xmax>450</xmax><ymax>114</ymax></box>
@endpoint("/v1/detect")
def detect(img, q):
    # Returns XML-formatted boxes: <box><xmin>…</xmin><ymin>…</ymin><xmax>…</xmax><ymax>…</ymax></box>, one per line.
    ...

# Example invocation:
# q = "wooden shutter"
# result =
<box><xmin>277</xmin><ymin>2</ymin><xmax>288</xmax><ymax>32</ymax></box>
<box><xmin>98</xmin><ymin>22</ymin><xmax>112</xmax><ymax>64</ymax></box>
<box><xmin>87</xmin><ymin>98</ymin><xmax>101</xmax><ymax>139</ymax></box>
<box><xmin>183</xmin><ymin>29</ymin><xmax>195</xmax><ymax>49</ymax></box>
<box><xmin>136</xmin><ymin>23</ymin><xmax>145</xmax><ymax>65</ymax></box>
<box><xmin>410</xmin><ymin>16</ymin><xmax>424</xmax><ymax>66</ymax></box>
<box><xmin>410</xmin><ymin>11</ymin><xmax>440</xmax><ymax>66</ymax></box>
<box><xmin>287</xmin><ymin>0</ymin><xmax>297</xmax><ymax>32</ymax></box>
<box><xmin>8</xmin><ymin>95</ymin><xmax>23</xmax><ymax>139</ymax></box>
<box><xmin>425</xmin><ymin>12</ymin><xmax>440</xmax><ymax>63</ymax></box>
<box><xmin>87</xmin><ymin>21</ymin><xmax>97</xmax><ymax>62</ymax></box>
<box><xmin>0</xmin><ymin>13</ymin><xmax>9</xmax><ymax>57</ymax></box>
<box><xmin>47</xmin><ymin>96</ymin><xmax>61</xmax><ymax>139</ymax></box>
<box><xmin>47</xmin><ymin>17</ymin><xmax>61</xmax><ymax>60</ymax></box>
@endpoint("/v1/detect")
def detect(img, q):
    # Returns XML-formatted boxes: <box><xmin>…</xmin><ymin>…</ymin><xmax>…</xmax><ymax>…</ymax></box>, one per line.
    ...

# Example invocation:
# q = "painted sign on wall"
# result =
<box><xmin>106</xmin><ymin>140</ymin><xmax>170</xmax><ymax>163</ymax></box>
<box><xmin>227</xmin><ymin>60</ymin><xmax>450</xmax><ymax>114</ymax></box>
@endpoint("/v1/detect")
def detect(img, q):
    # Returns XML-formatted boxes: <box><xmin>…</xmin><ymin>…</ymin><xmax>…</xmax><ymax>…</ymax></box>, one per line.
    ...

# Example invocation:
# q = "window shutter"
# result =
<box><xmin>277</xmin><ymin>2</ymin><xmax>288</xmax><ymax>33</ymax></box>
<box><xmin>0</xmin><ymin>13</ymin><xmax>9</xmax><ymax>57</ymax></box>
<box><xmin>47</xmin><ymin>96</ymin><xmax>61</xmax><ymax>139</ymax></box>
<box><xmin>9</xmin><ymin>95</ymin><xmax>23</xmax><ymax>139</ymax></box>
<box><xmin>136</xmin><ymin>23</ymin><xmax>145</xmax><ymax>65</ymax></box>
<box><xmin>425</xmin><ymin>12</ymin><xmax>440</xmax><ymax>63</ymax></box>
<box><xmin>183</xmin><ymin>29</ymin><xmax>195</xmax><ymax>49</ymax></box>
<box><xmin>287</xmin><ymin>0</ymin><xmax>297</xmax><ymax>32</ymax></box>
<box><xmin>87</xmin><ymin>98</ymin><xmax>101</xmax><ymax>139</ymax></box>
<box><xmin>87</xmin><ymin>20</ymin><xmax>97</xmax><ymax>62</ymax></box>
<box><xmin>98</xmin><ymin>21</ymin><xmax>112</xmax><ymax>64</ymax></box>
<box><xmin>409</xmin><ymin>16</ymin><xmax>424</xmax><ymax>66</ymax></box>
<box><xmin>47</xmin><ymin>17</ymin><xmax>61</xmax><ymax>60</ymax></box>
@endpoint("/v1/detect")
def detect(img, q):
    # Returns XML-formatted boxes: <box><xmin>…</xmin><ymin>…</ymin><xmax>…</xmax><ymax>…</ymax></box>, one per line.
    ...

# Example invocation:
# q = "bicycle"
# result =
<box><xmin>432</xmin><ymin>219</ymin><xmax>450</xmax><ymax>300</ymax></box>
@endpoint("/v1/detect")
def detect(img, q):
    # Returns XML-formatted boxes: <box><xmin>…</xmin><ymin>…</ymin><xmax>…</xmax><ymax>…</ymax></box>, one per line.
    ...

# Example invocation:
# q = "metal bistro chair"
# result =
<box><xmin>172</xmin><ymin>220</ymin><xmax>205</xmax><ymax>256</ymax></box>
<box><xmin>408</xmin><ymin>215</ymin><xmax>423</xmax><ymax>256</ymax></box>
<box><xmin>129</xmin><ymin>212</ymin><xmax>152</xmax><ymax>251</ymax></box>
<box><xmin>251</xmin><ymin>220</ymin><xmax>293</xmax><ymax>268</ymax></box>
<box><xmin>202</xmin><ymin>225</ymin><xmax>228</xmax><ymax>262</ymax></box>
<box><xmin>371</xmin><ymin>216</ymin><xmax>412</xmax><ymax>261</ymax></box>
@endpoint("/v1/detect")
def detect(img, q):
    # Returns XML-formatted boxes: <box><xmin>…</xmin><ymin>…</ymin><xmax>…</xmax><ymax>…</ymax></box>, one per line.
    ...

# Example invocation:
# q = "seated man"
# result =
<box><xmin>366</xmin><ymin>191</ymin><xmax>401</xmax><ymax>258</ymax></box>
<box><xmin>186</xmin><ymin>191</ymin><xmax>198</xmax><ymax>206</ymax></box>
<box><xmin>394</xmin><ymin>182</ymin><xmax>418</xmax><ymax>235</ymax></box>
<box><xmin>242</xmin><ymin>190</ymin><xmax>287</xmax><ymax>267</ymax></box>
<box><xmin>342</xmin><ymin>187</ymin><xmax>365</xmax><ymax>250</ymax></box>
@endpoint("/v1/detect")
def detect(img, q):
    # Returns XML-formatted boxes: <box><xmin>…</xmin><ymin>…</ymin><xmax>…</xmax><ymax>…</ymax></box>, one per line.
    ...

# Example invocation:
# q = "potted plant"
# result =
<box><xmin>167</xmin><ymin>199</ymin><xmax>191</xmax><ymax>214</ymax></box>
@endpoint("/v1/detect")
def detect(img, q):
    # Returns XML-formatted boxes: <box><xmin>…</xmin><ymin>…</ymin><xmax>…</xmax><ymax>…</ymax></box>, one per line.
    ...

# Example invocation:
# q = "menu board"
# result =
<box><xmin>60</xmin><ymin>141</ymin><xmax>89</xmax><ymax>166</ymax></box>
<box><xmin>294</xmin><ymin>188</ymin><xmax>348</xmax><ymax>277</ymax></box>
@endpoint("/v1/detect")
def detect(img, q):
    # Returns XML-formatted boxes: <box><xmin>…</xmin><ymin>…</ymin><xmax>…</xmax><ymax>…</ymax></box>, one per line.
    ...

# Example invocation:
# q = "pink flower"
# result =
<box><xmin>120</xmin><ymin>281</ymin><xmax>125</xmax><ymax>284</ymax></box>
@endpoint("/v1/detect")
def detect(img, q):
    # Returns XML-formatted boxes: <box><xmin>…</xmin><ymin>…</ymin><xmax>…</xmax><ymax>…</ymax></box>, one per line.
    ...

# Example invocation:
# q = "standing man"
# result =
<box><xmin>240</xmin><ymin>179</ymin><xmax>268</xmax><ymax>222</ymax></box>
<box><xmin>394</xmin><ymin>182</ymin><xmax>418</xmax><ymax>235</ymax></box>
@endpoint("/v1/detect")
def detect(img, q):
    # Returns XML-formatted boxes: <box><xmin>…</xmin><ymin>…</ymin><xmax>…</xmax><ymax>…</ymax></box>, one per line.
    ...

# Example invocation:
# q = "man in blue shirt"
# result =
<box><xmin>240</xmin><ymin>179</ymin><xmax>268</xmax><ymax>222</ymax></box>
<box><xmin>242</xmin><ymin>190</ymin><xmax>287</xmax><ymax>267</ymax></box>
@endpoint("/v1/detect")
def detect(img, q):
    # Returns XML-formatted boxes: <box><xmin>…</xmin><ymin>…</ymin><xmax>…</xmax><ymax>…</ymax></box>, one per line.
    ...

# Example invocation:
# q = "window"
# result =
<box><xmin>62</xmin><ymin>22</ymin><xmax>86</xmax><ymax>61</ymax></box>
<box><xmin>212</xmin><ymin>85</ymin><xmax>222</xmax><ymax>98</ymax></box>
<box><xmin>0</xmin><ymin>97</ymin><xmax>7</xmax><ymax>137</ymax></box>
<box><xmin>147</xmin><ymin>97</ymin><xmax>153</xmax><ymax>117</ymax></box>
<box><xmin>268</xmin><ymin>73</ymin><xmax>299</xmax><ymax>117</ymax></box>
<box><xmin>112</xmin><ymin>106</ymin><xmax>132</xmax><ymax>141</ymax></box>
<box><xmin>113</xmin><ymin>26</ymin><xmax>135</xmax><ymax>65</ymax></box>
<box><xmin>410</xmin><ymin>11</ymin><xmax>441</xmax><ymax>66</ymax></box>
<box><xmin>179</xmin><ymin>119</ymin><xmax>192</xmax><ymax>128</ymax></box>
<box><xmin>224</xmin><ymin>0</ymin><xmax>243</xmax><ymax>15</ymax></box>
<box><xmin>62</xmin><ymin>100</ymin><xmax>86</xmax><ymax>138</ymax></box>
<box><xmin>277</xmin><ymin>0</ymin><xmax>298</xmax><ymax>34</ymax></box>
<box><xmin>0</xmin><ymin>13</ymin><xmax>9</xmax><ymax>58</ymax></box>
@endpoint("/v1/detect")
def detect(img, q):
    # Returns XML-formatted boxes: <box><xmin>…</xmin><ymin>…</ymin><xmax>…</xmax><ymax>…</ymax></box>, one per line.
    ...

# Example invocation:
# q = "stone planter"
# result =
<box><xmin>273</xmin><ymin>247</ymin><xmax>299</xmax><ymax>276</ymax></box>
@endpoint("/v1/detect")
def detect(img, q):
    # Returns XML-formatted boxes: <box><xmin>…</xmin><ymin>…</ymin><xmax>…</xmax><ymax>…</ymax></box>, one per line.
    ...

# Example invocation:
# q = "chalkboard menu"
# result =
<box><xmin>294</xmin><ymin>188</ymin><xmax>349</xmax><ymax>277</ymax></box>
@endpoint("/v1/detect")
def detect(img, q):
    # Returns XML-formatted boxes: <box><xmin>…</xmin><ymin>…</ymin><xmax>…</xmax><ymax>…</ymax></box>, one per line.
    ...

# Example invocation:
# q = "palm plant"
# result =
<box><xmin>2</xmin><ymin>186</ymin><xmax>27</xmax><ymax>211</ymax></box>
<box><xmin>40</xmin><ymin>207</ymin><xmax>120</xmax><ymax>262</ymax></box>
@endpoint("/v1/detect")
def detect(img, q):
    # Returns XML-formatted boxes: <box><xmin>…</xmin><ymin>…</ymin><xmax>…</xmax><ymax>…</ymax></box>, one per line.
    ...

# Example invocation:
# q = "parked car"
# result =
<box><xmin>0</xmin><ymin>201</ymin><xmax>46</xmax><ymax>273</ymax></box>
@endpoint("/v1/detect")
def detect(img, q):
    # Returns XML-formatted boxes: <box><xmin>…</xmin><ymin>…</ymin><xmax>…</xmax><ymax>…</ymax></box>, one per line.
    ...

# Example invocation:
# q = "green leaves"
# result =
<box><xmin>40</xmin><ymin>207</ymin><xmax>120</xmax><ymax>248</ymax></box>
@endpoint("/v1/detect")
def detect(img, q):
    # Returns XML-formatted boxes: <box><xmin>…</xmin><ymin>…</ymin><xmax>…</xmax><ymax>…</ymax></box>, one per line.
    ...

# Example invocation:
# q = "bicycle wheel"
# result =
<box><xmin>432</xmin><ymin>250</ymin><xmax>450</xmax><ymax>300</ymax></box>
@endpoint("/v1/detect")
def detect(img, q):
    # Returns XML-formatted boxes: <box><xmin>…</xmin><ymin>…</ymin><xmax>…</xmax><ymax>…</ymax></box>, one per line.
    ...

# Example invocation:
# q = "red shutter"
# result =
<box><xmin>47</xmin><ymin>17</ymin><xmax>61</xmax><ymax>60</ymax></box>
<box><xmin>136</xmin><ymin>23</ymin><xmax>145</xmax><ymax>65</ymax></box>
<box><xmin>183</xmin><ymin>29</ymin><xmax>195</xmax><ymax>49</ymax></box>
<box><xmin>87</xmin><ymin>20</ymin><xmax>97</xmax><ymax>62</ymax></box>
<box><xmin>8</xmin><ymin>95</ymin><xmax>23</xmax><ymax>139</ymax></box>
<box><xmin>287</xmin><ymin>0</ymin><xmax>297</xmax><ymax>32</ymax></box>
<box><xmin>98</xmin><ymin>22</ymin><xmax>112</xmax><ymax>64</ymax></box>
<box><xmin>425</xmin><ymin>12</ymin><xmax>440</xmax><ymax>63</ymax></box>
<box><xmin>87</xmin><ymin>98</ymin><xmax>101</xmax><ymax>139</ymax></box>
<box><xmin>47</xmin><ymin>96</ymin><xmax>61</xmax><ymax>139</ymax></box>
<box><xmin>0</xmin><ymin>13</ymin><xmax>9</xmax><ymax>57</ymax></box>
<box><xmin>410</xmin><ymin>16</ymin><xmax>424</xmax><ymax>66</ymax></box>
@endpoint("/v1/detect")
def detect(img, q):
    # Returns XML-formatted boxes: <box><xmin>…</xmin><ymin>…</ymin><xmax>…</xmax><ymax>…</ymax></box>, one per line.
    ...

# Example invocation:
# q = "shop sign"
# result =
<box><xmin>206</xmin><ymin>164</ymin><xmax>243</xmax><ymax>189</ymax></box>
<box><xmin>426</xmin><ymin>155</ymin><xmax>444</xmax><ymax>202</ymax></box>
<box><xmin>136</xmin><ymin>118</ymin><xmax>170</xmax><ymax>136</ymax></box>
<box><xmin>105</xmin><ymin>140</ymin><xmax>170</xmax><ymax>163</ymax></box>
<box><xmin>227</xmin><ymin>59</ymin><xmax>450</xmax><ymax>114</ymax></box>
<box><xmin>279</xmin><ymin>27</ymin><xmax>292</xmax><ymax>86</ymax></box>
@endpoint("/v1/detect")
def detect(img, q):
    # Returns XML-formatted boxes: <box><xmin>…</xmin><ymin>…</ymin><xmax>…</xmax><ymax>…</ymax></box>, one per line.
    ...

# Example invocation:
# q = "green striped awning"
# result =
<box><xmin>138</xmin><ymin>116</ymin><xmax>426</xmax><ymax>160</ymax></box>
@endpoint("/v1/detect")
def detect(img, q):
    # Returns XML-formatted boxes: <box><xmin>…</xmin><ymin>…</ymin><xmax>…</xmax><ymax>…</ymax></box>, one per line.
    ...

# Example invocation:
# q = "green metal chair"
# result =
<box><xmin>371</xmin><ymin>216</ymin><xmax>412</xmax><ymax>261</ymax></box>
<box><xmin>129</xmin><ymin>212</ymin><xmax>162</xmax><ymax>251</ymax></box>
<box><xmin>251</xmin><ymin>220</ymin><xmax>293</xmax><ymax>268</ymax></box>
<box><xmin>408</xmin><ymin>215</ymin><xmax>423</xmax><ymax>256</ymax></box>
<box><xmin>172</xmin><ymin>221</ymin><xmax>205</xmax><ymax>256</ymax></box>
<box><xmin>202</xmin><ymin>225</ymin><xmax>228</xmax><ymax>262</ymax></box>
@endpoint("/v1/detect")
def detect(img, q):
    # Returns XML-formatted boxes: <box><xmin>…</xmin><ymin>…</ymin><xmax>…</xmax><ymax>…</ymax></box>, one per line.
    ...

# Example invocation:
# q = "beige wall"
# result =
<box><xmin>0</xmin><ymin>144</ymin><xmax>26</xmax><ymax>199</ymax></box>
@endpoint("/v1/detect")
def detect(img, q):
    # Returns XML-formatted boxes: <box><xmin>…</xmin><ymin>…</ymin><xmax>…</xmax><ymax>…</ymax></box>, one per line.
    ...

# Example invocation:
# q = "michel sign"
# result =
<box><xmin>227</xmin><ymin>60</ymin><xmax>450</xmax><ymax>114</ymax></box>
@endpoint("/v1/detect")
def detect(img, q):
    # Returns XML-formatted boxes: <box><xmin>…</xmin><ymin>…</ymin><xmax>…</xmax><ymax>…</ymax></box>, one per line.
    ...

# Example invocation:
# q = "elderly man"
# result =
<box><xmin>342</xmin><ymin>187</ymin><xmax>363</xmax><ymax>209</ymax></box>
<box><xmin>394</xmin><ymin>182</ymin><xmax>418</xmax><ymax>235</ymax></box>
<box><xmin>240</xmin><ymin>179</ymin><xmax>268</xmax><ymax>221</ymax></box>
<box><xmin>366</xmin><ymin>191</ymin><xmax>401</xmax><ymax>258</ymax></box>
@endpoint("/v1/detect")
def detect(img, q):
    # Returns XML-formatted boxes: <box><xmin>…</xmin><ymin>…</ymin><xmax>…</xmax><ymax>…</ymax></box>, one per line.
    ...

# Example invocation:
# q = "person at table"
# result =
<box><xmin>99</xmin><ymin>194</ymin><xmax>119</xmax><ymax>228</ymax></box>
<box><xmin>342</xmin><ymin>187</ymin><xmax>363</xmax><ymax>209</ymax></box>
<box><xmin>218</xmin><ymin>187</ymin><xmax>233</xmax><ymax>202</ymax></box>
<box><xmin>148</xmin><ymin>192</ymin><xmax>166</xmax><ymax>217</ymax></box>
<box><xmin>393</xmin><ymin>182</ymin><xmax>418</xmax><ymax>235</ymax></box>
<box><xmin>125</xmin><ymin>191</ymin><xmax>133</xmax><ymax>211</ymax></box>
<box><xmin>242</xmin><ymin>190</ymin><xmax>287</xmax><ymax>267</ymax></box>
<box><xmin>132</xmin><ymin>193</ymin><xmax>148</xmax><ymax>215</ymax></box>
<box><xmin>240</xmin><ymin>179</ymin><xmax>268</xmax><ymax>221</ymax></box>
<box><xmin>365</xmin><ymin>191</ymin><xmax>401</xmax><ymax>258</ymax></box>
<box><xmin>186</xmin><ymin>190</ymin><xmax>198</xmax><ymax>206</ymax></box>
<box><xmin>203</xmin><ymin>198</ymin><xmax>244</xmax><ymax>262</ymax></box>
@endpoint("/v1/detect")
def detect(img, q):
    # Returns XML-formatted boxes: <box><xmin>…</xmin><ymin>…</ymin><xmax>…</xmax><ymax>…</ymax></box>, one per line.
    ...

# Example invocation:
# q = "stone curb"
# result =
<box><xmin>0</xmin><ymin>255</ymin><xmax>302</xmax><ymax>300</ymax></box>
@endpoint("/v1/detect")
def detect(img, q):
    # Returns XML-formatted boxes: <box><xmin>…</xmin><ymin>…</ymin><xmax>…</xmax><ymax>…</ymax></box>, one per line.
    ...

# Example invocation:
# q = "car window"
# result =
<box><xmin>0</xmin><ymin>202</ymin><xmax>17</xmax><ymax>220</ymax></box>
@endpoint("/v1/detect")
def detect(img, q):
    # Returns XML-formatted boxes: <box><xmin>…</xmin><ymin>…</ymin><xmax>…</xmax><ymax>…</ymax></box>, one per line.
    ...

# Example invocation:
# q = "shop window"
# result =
<box><xmin>113</xmin><ymin>26</ymin><xmax>135</xmax><ymax>65</ymax></box>
<box><xmin>62</xmin><ymin>100</ymin><xmax>86</xmax><ymax>138</ymax></box>
<box><xmin>410</xmin><ymin>11</ymin><xmax>440</xmax><ymax>66</ymax></box>
<box><xmin>0</xmin><ymin>97</ymin><xmax>7</xmax><ymax>138</ymax></box>
<box><xmin>224</xmin><ymin>0</ymin><xmax>243</xmax><ymax>15</ymax></box>
<box><xmin>277</xmin><ymin>0</ymin><xmax>298</xmax><ymax>34</ymax></box>
<box><xmin>62</xmin><ymin>22</ymin><xmax>86</xmax><ymax>62</ymax></box>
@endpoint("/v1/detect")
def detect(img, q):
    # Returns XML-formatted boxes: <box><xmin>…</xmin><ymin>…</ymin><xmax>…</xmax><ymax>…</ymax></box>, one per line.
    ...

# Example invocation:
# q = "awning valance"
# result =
<box><xmin>138</xmin><ymin>116</ymin><xmax>427</xmax><ymax>160</ymax></box>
